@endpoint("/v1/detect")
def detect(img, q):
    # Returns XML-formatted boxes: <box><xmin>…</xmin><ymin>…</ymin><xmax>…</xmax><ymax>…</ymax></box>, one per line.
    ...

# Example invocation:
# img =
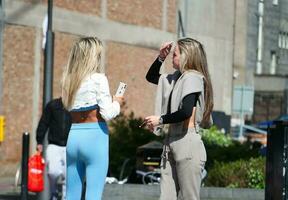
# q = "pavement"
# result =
<box><xmin>0</xmin><ymin>177</ymin><xmax>16</xmax><ymax>194</ymax></box>
<box><xmin>0</xmin><ymin>176</ymin><xmax>36</xmax><ymax>199</ymax></box>
<box><xmin>0</xmin><ymin>176</ymin><xmax>265</xmax><ymax>200</ymax></box>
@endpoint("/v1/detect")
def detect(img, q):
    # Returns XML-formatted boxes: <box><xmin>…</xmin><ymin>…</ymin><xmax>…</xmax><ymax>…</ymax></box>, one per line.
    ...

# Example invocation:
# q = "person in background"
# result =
<box><xmin>36</xmin><ymin>97</ymin><xmax>72</xmax><ymax>200</ymax></box>
<box><xmin>61</xmin><ymin>37</ymin><xmax>124</xmax><ymax>200</ymax></box>
<box><xmin>144</xmin><ymin>38</ymin><xmax>213</xmax><ymax>200</ymax></box>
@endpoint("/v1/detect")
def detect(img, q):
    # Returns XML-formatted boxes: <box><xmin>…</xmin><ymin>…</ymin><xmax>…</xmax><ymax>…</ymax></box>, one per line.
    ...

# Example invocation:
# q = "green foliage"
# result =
<box><xmin>205</xmin><ymin>141</ymin><xmax>260</xmax><ymax>170</ymax></box>
<box><xmin>201</xmin><ymin>126</ymin><xmax>265</xmax><ymax>189</ymax></box>
<box><xmin>201</xmin><ymin>126</ymin><xmax>260</xmax><ymax>170</ymax></box>
<box><xmin>205</xmin><ymin>157</ymin><xmax>265</xmax><ymax>189</ymax></box>
<box><xmin>108</xmin><ymin>112</ymin><xmax>160</xmax><ymax>178</ymax></box>
<box><xmin>247</xmin><ymin>158</ymin><xmax>266</xmax><ymax>189</ymax></box>
<box><xmin>201</xmin><ymin>126</ymin><xmax>233</xmax><ymax>147</ymax></box>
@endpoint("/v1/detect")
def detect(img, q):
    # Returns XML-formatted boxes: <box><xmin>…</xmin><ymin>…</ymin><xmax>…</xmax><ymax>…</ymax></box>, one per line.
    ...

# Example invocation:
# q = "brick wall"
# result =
<box><xmin>25</xmin><ymin>0</ymin><xmax>102</xmax><ymax>16</ymax></box>
<box><xmin>46</xmin><ymin>0</ymin><xmax>101</xmax><ymax>16</ymax></box>
<box><xmin>167</xmin><ymin>0</ymin><xmax>177</xmax><ymax>33</ymax></box>
<box><xmin>107</xmin><ymin>0</ymin><xmax>163</xmax><ymax>29</ymax></box>
<box><xmin>53</xmin><ymin>32</ymin><xmax>77</xmax><ymax>97</ymax></box>
<box><xmin>0</xmin><ymin>25</ymin><xmax>35</xmax><ymax>174</ymax></box>
<box><xmin>106</xmin><ymin>41</ymin><xmax>158</xmax><ymax>117</ymax></box>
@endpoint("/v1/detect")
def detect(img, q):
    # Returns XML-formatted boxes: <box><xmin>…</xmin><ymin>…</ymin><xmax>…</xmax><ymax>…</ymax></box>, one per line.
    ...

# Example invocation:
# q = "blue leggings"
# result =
<box><xmin>66</xmin><ymin>122</ymin><xmax>108</xmax><ymax>200</ymax></box>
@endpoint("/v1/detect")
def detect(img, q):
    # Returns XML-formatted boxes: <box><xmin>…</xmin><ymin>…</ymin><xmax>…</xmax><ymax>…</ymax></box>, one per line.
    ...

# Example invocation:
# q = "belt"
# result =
<box><xmin>70</xmin><ymin>109</ymin><xmax>105</xmax><ymax>123</ymax></box>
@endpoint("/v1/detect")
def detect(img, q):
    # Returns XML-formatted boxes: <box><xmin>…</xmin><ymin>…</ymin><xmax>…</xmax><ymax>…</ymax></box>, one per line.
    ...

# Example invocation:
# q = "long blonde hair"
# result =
<box><xmin>178</xmin><ymin>37</ymin><xmax>214</xmax><ymax>127</ymax></box>
<box><xmin>62</xmin><ymin>37</ymin><xmax>103</xmax><ymax>110</ymax></box>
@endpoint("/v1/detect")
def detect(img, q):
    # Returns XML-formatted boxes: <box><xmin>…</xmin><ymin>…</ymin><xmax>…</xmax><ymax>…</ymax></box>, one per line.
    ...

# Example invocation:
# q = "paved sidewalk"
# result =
<box><xmin>0</xmin><ymin>176</ymin><xmax>36</xmax><ymax>199</ymax></box>
<box><xmin>0</xmin><ymin>177</ymin><xmax>15</xmax><ymax>194</ymax></box>
<box><xmin>0</xmin><ymin>176</ymin><xmax>264</xmax><ymax>200</ymax></box>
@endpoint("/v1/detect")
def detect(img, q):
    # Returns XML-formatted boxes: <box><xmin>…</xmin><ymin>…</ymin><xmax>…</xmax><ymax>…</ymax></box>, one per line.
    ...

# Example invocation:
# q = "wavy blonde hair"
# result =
<box><xmin>61</xmin><ymin>37</ymin><xmax>103</xmax><ymax>110</ymax></box>
<box><xmin>178</xmin><ymin>37</ymin><xmax>214</xmax><ymax>127</ymax></box>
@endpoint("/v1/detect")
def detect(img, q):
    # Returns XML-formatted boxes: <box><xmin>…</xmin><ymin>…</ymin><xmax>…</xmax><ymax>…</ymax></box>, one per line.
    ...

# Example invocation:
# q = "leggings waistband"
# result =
<box><xmin>70</xmin><ymin>122</ymin><xmax>107</xmax><ymax>130</ymax></box>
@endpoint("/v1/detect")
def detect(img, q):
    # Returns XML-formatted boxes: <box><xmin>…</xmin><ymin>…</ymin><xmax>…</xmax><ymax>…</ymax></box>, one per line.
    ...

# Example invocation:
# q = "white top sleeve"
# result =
<box><xmin>95</xmin><ymin>74</ymin><xmax>120</xmax><ymax>121</ymax></box>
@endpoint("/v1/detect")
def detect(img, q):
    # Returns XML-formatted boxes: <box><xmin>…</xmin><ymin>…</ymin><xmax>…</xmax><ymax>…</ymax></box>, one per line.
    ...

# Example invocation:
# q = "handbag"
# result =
<box><xmin>28</xmin><ymin>153</ymin><xmax>45</xmax><ymax>192</ymax></box>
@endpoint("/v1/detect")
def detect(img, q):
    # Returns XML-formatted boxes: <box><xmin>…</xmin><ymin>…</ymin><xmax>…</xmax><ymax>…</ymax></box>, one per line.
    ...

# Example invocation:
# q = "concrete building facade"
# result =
<box><xmin>233</xmin><ymin>0</ymin><xmax>288</xmax><ymax>122</ymax></box>
<box><xmin>178</xmin><ymin>0</ymin><xmax>235</xmax><ymax>116</ymax></box>
<box><xmin>178</xmin><ymin>0</ymin><xmax>288</xmax><ymax>124</ymax></box>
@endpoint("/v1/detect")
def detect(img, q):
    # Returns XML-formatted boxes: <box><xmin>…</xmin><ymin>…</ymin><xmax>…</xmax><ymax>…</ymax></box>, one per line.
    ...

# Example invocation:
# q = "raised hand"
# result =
<box><xmin>159</xmin><ymin>42</ymin><xmax>173</xmax><ymax>61</ymax></box>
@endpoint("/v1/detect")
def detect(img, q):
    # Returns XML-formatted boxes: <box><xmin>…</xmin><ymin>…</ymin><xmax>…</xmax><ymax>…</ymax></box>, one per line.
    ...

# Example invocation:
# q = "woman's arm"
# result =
<box><xmin>144</xmin><ymin>93</ymin><xmax>199</xmax><ymax>127</ymax></box>
<box><xmin>36</xmin><ymin>101</ymin><xmax>52</xmax><ymax>145</ymax></box>
<box><xmin>161</xmin><ymin>93</ymin><xmax>199</xmax><ymax>124</ymax></box>
<box><xmin>146</xmin><ymin>42</ymin><xmax>173</xmax><ymax>84</ymax></box>
<box><xmin>145</xmin><ymin>57</ymin><xmax>163</xmax><ymax>84</ymax></box>
<box><xmin>96</xmin><ymin>75</ymin><xmax>121</xmax><ymax>121</ymax></box>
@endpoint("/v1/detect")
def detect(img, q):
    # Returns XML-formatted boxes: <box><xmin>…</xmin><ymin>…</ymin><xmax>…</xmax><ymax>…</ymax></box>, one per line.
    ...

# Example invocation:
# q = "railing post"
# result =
<box><xmin>20</xmin><ymin>132</ymin><xmax>30</xmax><ymax>200</ymax></box>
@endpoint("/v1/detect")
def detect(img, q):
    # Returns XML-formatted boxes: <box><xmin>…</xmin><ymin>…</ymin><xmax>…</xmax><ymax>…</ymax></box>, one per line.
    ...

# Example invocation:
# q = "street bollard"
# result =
<box><xmin>20</xmin><ymin>132</ymin><xmax>30</xmax><ymax>200</ymax></box>
<box><xmin>265</xmin><ymin>121</ymin><xmax>288</xmax><ymax>200</ymax></box>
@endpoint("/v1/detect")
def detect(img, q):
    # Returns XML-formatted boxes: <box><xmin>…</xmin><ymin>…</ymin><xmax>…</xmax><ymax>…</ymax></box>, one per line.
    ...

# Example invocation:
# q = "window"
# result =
<box><xmin>273</xmin><ymin>0</ymin><xmax>278</xmax><ymax>6</ymax></box>
<box><xmin>278</xmin><ymin>32</ymin><xmax>282</xmax><ymax>48</ymax></box>
<box><xmin>286</xmin><ymin>32</ymin><xmax>288</xmax><ymax>49</ymax></box>
<box><xmin>270</xmin><ymin>51</ymin><xmax>277</xmax><ymax>75</ymax></box>
<box><xmin>279</xmin><ymin>32</ymin><xmax>288</xmax><ymax>49</ymax></box>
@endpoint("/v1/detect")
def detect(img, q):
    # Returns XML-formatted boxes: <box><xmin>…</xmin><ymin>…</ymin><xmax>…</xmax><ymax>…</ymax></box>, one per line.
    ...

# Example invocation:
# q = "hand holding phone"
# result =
<box><xmin>115</xmin><ymin>82</ymin><xmax>127</xmax><ymax>97</ymax></box>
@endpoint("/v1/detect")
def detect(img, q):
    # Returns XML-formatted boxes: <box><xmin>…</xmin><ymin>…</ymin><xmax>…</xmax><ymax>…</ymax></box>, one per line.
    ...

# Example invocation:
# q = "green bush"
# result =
<box><xmin>204</xmin><ymin>157</ymin><xmax>265</xmax><ymax>189</ymax></box>
<box><xmin>201</xmin><ymin>126</ymin><xmax>233</xmax><ymax>147</ymax></box>
<box><xmin>201</xmin><ymin>126</ymin><xmax>265</xmax><ymax>189</ymax></box>
<box><xmin>247</xmin><ymin>158</ymin><xmax>266</xmax><ymax>189</ymax></box>
<box><xmin>201</xmin><ymin>126</ymin><xmax>260</xmax><ymax>170</ymax></box>
<box><xmin>108</xmin><ymin>112</ymin><xmax>160</xmax><ymax>178</ymax></box>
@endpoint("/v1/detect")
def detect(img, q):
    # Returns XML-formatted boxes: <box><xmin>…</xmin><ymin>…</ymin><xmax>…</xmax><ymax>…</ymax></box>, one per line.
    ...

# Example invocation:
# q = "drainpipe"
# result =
<box><xmin>256</xmin><ymin>0</ymin><xmax>264</xmax><ymax>74</ymax></box>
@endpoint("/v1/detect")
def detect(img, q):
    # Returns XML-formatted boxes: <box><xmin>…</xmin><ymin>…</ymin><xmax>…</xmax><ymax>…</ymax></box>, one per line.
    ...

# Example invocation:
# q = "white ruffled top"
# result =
<box><xmin>71</xmin><ymin>73</ymin><xmax>120</xmax><ymax>121</ymax></box>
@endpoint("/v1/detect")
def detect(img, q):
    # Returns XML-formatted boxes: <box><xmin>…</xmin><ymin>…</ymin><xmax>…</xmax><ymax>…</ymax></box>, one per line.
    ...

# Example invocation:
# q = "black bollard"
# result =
<box><xmin>20</xmin><ymin>132</ymin><xmax>30</xmax><ymax>200</ymax></box>
<box><xmin>265</xmin><ymin>121</ymin><xmax>288</xmax><ymax>200</ymax></box>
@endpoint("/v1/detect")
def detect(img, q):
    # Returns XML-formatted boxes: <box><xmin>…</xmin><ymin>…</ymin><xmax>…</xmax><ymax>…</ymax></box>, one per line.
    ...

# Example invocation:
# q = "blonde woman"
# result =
<box><xmin>144</xmin><ymin>38</ymin><xmax>213</xmax><ymax>200</ymax></box>
<box><xmin>62</xmin><ymin>37</ymin><xmax>123</xmax><ymax>200</ymax></box>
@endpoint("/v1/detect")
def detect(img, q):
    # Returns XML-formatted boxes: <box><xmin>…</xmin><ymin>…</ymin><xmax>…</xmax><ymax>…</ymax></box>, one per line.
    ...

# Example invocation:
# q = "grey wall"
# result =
<box><xmin>278</xmin><ymin>0</ymin><xmax>288</xmax><ymax>74</ymax></box>
<box><xmin>255</xmin><ymin>74</ymin><xmax>288</xmax><ymax>91</ymax></box>
<box><xmin>246</xmin><ymin>0</ymin><xmax>288</xmax><ymax>77</ymax></box>
<box><xmin>233</xmin><ymin>0</ymin><xmax>248</xmax><ymax>86</ymax></box>
<box><xmin>178</xmin><ymin>0</ymin><xmax>235</xmax><ymax>115</ymax></box>
<box><xmin>262</xmin><ymin>0</ymin><xmax>281</xmax><ymax>74</ymax></box>
<box><xmin>246</xmin><ymin>0</ymin><xmax>258</xmax><ymax>85</ymax></box>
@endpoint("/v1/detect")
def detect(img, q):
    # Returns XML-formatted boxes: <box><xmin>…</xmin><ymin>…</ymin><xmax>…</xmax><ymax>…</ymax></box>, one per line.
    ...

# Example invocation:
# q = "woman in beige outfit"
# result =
<box><xmin>144</xmin><ymin>38</ymin><xmax>213</xmax><ymax>200</ymax></box>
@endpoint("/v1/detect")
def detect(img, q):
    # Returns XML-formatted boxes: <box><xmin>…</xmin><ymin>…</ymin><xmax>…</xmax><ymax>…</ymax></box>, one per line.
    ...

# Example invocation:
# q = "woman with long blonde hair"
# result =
<box><xmin>145</xmin><ymin>38</ymin><xmax>213</xmax><ymax>200</ymax></box>
<box><xmin>62</xmin><ymin>37</ymin><xmax>123</xmax><ymax>200</ymax></box>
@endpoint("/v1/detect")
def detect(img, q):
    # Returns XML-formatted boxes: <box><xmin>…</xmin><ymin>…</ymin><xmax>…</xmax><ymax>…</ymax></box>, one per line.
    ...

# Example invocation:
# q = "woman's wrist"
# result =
<box><xmin>159</xmin><ymin>116</ymin><xmax>164</xmax><ymax>125</ymax></box>
<box><xmin>158</xmin><ymin>55</ymin><xmax>165</xmax><ymax>63</ymax></box>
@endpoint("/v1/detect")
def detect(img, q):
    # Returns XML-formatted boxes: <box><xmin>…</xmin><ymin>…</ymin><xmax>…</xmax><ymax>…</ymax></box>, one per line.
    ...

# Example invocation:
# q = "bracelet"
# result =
<box><xmin>158</xmin><ymin>56</ymin><xmax>165</xmax><ymax>63</ymax></box>
<box><xmin>159</xmin><ymin>116</ymin><xmax>164</xmax><ymax>125</ymax></box>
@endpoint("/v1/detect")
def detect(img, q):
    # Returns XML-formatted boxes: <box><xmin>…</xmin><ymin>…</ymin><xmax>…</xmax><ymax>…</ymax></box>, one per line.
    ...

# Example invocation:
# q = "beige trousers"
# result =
<box><xmin>160</xmin><ymin>129</ymin><xmax>206</xmax><ymax>200</ymax></box>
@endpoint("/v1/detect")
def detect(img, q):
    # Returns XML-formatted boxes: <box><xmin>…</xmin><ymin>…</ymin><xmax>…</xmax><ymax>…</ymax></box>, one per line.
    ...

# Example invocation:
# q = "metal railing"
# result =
<box><xmin>178</xmin><ymin>10</ymin><xmax>185</xmax><ymax>38</ymax></box>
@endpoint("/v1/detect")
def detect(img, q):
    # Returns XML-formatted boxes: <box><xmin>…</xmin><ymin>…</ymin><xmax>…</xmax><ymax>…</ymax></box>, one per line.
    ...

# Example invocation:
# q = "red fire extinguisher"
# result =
<box><xmin>28</xmin><ymin>153</ymin><xmax>45</xmax><ymax>192</ymax></box>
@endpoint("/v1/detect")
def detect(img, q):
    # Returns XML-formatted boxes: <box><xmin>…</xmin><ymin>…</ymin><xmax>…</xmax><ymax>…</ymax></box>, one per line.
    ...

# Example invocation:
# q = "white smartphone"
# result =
<box><xmin>115</xmin><ymin>82</ymin><xmax>127</xmax><ymax>97</ymax></box>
